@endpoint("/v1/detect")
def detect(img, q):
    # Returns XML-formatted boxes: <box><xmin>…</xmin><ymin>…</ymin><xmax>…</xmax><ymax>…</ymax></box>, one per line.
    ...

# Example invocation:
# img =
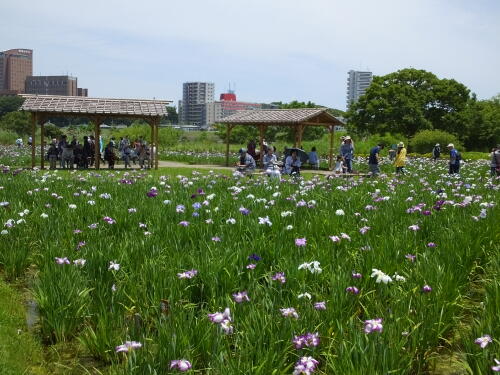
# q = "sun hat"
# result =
<box><xmin>447</xmin><ymin>143</ymin><xmax>454</xmax><ymax>148</ymax></box>
<box><xmin>398</xmin><ymin>142</ymin><xmax>404</xmax><ymax>147</ymax></box>
<box><xmin>435</xmin><ymin>143</ymin><xmax>440</xmax><ymax>146</ymax></box>
<box><xmin>239</xmin><ymin>148</ymin><xmax>247</xmax><ymax>153</ymax></box>
<box><xmin>344</xmin><ymin>136</ymin><xmax>351</xmax><ymax>140</ymax></box>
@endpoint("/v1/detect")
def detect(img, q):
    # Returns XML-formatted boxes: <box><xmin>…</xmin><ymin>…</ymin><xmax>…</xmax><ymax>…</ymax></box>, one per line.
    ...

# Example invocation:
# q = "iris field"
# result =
<box><xmin>0</xmin><ymin>159</ymin><xmax>499</xmax><ymax>374</ymax></box>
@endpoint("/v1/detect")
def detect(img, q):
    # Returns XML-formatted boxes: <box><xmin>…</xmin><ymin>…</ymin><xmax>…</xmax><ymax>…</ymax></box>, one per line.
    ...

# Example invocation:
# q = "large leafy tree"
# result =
<box><xmin>459</xmin><ymin>94</ymin><xmax>500</xmax><ymax>150</ymax></box>
<box><xmin>0</xmin><ymin>96</ymin><xmax>24</xmax><ymax>118</ymax></box>
<box><xmin>347</xmin><ymin>69</ymin><xmax>470</xmax><ymax>139</ymax></box>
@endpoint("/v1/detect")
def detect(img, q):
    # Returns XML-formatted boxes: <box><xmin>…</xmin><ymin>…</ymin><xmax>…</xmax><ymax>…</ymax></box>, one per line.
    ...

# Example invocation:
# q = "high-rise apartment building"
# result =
<box><xmin>0</xmin><ymin>49</ymin><xmax>33</xmax><ymax>94</ymax></box>
<box><xmin>25</xmin><ymin>75</ymin><xmax>78</xmax><ymax>96</ymax></box>
<box><xmin>181</xmin><ymin>82</ymin><xmax>215</xmax><ymax>126</ymax></box>
<box><xmin>346</xmin><ymin>70</ymin><xmax>372</xmax><ymax>108</ymax></box>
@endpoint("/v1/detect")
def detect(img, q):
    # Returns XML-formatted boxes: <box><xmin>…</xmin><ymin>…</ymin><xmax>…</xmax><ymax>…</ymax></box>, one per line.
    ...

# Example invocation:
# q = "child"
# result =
<box><xmin>104</xmin><ymin>142</ymin><xmax>116</xmax><ymax>169</ymax></box>
<box><xmin>334</xmin><ymin>155</ymin><xmax>345</xmax><ymax>174</ymax></box>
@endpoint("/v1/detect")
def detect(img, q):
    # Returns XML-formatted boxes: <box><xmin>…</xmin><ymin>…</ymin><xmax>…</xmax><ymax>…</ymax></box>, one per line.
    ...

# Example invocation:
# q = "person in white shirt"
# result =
<box><xmin>284</xmin><ymin>150</ymin><xmax>301</xmax><ymax>175</ymax></box>
<box><xmin>334</xmin><ymin>155</ymin><xmax>345</xmax><ymax>174</ymax></box>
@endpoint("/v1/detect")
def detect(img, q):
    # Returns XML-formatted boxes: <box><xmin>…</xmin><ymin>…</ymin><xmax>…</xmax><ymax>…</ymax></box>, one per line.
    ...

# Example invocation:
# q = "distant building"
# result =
<box><xmin>181</xmin><ymin>82</ymin><xmax>215</xmax><ymax>126</ymax></box>
<box><xmin>207</xmin><ymin>91</ymin><xmax>263</xmax><ymax>126</ymax></box>
<box><xmin>346</xmin><ymin>70</ymin><xmax>372</xmax><ymax>108</ymax></box>
<box><xmin>25</xmin><ymin>75</ymin><xmax>88</xmax><ymax>96</ymax></box>
<box><xmin>0</xmin><ymin>48</ymin><xmax>33</xmax><ymax>94</ymax></box>
<box><xmin>77</xmin><ymin>88</ymin><xmax>88</xmax><ymax>97</ymax></box>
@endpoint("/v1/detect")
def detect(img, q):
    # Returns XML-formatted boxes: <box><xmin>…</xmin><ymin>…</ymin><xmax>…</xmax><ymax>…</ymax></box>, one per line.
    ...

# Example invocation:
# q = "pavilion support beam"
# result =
<box><xmin>94</xmin><ymin>118</ymin><xmax>101</xmax><ymax>170</ymax></box>
<box><xmin>258</xmin><ymin>124</ymin><xmax>266</xmax><ymax>168</ymax></box>
<box><xmin>40</xmin><ymin>120</ymin><xmax>45</xmax><ymax>169</ymax></box>
<box><xmin>31</xmin><ymin>113</ymin><xmax>36</xmax><ymax>169</ymax></box>
<box><xmin>150</xmin><ymin>121</ymin><xmax>155</xmax><ymax>169</ymax></box>
<box><xmin>328</xmin><ymin>125</ymin><xmax>334</xmax><ymax>170</ymax></box>
<box><xmin>155</xmin><ymin>118</ymin><xmax>159</xmax><ymax>170</ymax></box>
<box><xmin>294</xmin><ymin>124</ymin><xmax>304</xmax><ymax>148</ymax></box>
<box><xmin>225</xmin><ymin>124</ymin><xmax>234</xmax><ymax>166</ymax></box>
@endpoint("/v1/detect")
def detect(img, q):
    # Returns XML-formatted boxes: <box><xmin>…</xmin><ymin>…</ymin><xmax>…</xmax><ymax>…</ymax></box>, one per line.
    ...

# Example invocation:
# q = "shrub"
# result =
<box><xmin>410</xmin><ymin>130</ymin><xmax>462</xmax><ymax>154</ymax></box>
<box><xmin>0</xmin><ymin>129</ymin><xmax>18</xmax><ymax>144</ymax></box>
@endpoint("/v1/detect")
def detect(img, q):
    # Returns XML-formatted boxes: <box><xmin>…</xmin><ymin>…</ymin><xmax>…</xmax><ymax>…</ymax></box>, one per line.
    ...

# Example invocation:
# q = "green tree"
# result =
<box><xmin>0</xmin><ymin>111</ymin><xmax>31</xmax><ymax>136</ymax></box>
<box><xmin>457</xmin><ymin>94</ymin><xmax>500</xmax><ymax>151</ymax></box>
<box><xmin>0</xmin><ymin>96</ymin><xmax>24</xmax><ymax>118</ymax></box>
<box><xmin>347</xmin><ymin>68</ymin><xmax>470</xmax><ymax>139</ymax></box>
<box><xmin>44</xmin><ymin>123</ymin><xmax>64</xmax><ymax>140</ymax></box>
<box><xmin>164</xmin><ymin>106</ymin><xmax>179</xmax><ymax>124</ymax></box>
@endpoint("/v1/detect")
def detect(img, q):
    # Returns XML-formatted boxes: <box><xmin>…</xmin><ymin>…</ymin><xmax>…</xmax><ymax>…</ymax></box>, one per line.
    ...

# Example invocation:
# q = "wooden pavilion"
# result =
<box><xmin>19</xmin><ymin>94</ymin><xmax>171</xmax><ymax>170</ymax></box>
<box><xmin>218</xmin><ymin>108</ymin><xmax>344</xmax><ymax>169</ymax></box>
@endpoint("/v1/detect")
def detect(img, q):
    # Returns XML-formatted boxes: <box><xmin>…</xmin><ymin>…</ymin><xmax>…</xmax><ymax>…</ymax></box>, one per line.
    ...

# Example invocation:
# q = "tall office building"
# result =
<box><xmin>346</xmin><ymin>70</ymin><xmax>372</xmax><ymax>108</ymax></box>
<box><xmin>0</xmin><ymin>48</ymin><xmax>33</xmax><ymax>94</ymax></box>
<box><xmin>181</xmin><ymin>82</ymin><xmax>215</xmax><ymax>126</ymax></box>
<box><xmin>26</xmin><ymin>75</ymin><xmax>78</xmax><ymax>96</ymax></box>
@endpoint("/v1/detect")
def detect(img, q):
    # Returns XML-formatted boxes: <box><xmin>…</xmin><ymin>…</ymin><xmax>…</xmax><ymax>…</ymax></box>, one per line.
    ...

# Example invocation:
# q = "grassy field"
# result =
<box><xmin>0</xmin><ymin>158</ymin><xmax>498</xmax><ymax>374</ymax></box>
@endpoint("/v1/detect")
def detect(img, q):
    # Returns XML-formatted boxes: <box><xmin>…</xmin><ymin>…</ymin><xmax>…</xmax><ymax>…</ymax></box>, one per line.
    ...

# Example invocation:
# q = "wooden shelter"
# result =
<box><xmin>19</xmin><ymin>94</ymin><xmax>171</xmax><ymax>170</ymax></box>
<box><xmin>218</xmin><ymin>108</ymin><xmax>344</xmax><ymax>169</ymax></box>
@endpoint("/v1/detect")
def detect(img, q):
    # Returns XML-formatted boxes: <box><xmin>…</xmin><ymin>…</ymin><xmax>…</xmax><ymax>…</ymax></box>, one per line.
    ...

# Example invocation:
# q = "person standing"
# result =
<box><xmin>47</xmin><ymin>139</ymin><xmax>58</xmax><ymax>170</ymax></box>
<box><xmin>368</xmin><ymin>143</ymin><xmax>385</xmax><ymax>176</ymax></box>
<box><xmin>308</xmin><ymin>147</ymin><xmax>319</xmax><ymax>169</ymax></box>
<box><xmin>16</xmin><ymin>138</ymin><xmax>23</xmax><ymax>148</ymax></box>
<box><xmin>394</xmin><ymin>142</ymin><xmax>407</xmax><ymax>175</ymax></box>
<box><xmin>447</xmin><ymin>143</ymin><xmax>460</xmax><ymax>174</ymax></box>
<box><xmin>491</xmin><ymin>145</ymin><xmax>500</xmax><ymax>177</ymax></box>
<box><xmin>82</xmin><ymin>136</ymin><xmax>91</xmax><ymax>169</ymax></box>
<box><xmin>340</xmin><ymin>136</ymin><xmax>354</xmax><ymax>173</ymax></box>
<box><xmin>28</xmin><ymin>136</ymin><xmax>32</xmax><ymax>146</ymax></box>
<box><xmin>432</xmin><ymin>144</ymin><xmax>441</xmax><ymax>161</ymax></box>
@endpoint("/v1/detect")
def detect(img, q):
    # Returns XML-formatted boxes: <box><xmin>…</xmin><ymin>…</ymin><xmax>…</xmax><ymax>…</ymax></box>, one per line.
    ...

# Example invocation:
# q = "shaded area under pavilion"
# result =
<box><xmin>19</xmin><ymin>94</ymin><xmax>172</xmax><ymax>170</ymax></box>
<box><xmin>217</xmin><ymin>108</ymin><xmax>345</xmax><ymax>169</ymax></box>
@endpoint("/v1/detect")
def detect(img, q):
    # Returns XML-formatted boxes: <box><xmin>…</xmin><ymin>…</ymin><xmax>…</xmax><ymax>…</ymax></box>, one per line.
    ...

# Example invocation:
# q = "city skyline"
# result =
<box><xmin>1</xmin><ymin>0</ymin><xmax>499</xmax><ymax>110</ymax></box>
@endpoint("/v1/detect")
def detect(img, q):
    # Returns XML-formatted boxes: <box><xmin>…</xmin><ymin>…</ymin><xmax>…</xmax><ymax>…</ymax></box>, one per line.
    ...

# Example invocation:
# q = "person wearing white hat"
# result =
<box><xmin>447</xmin><ymin>143</ymin><xmax>460</xmax><ymax>174</ymax></box>
<box><xmin>394</xmin><ymin>142</ymin><xmax>407</xmax><ymax>175</ymax></box>
<box><xmin>432</xmin><ymin>144</ymin><xmax>441</xmax><ymax>161</ymax></box>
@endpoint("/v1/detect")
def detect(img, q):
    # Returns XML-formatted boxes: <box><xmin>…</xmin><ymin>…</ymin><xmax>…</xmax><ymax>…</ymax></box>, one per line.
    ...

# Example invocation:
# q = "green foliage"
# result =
<box><xmin>459</xmin><ymin>94</ymin><xmax>500</xmax><ymax>151</ymax></box>
<box><xmin>0</xmin><ymin>111</ymin><xmax>31</xmax><ymax>136</ymax></box>
<box><xmin>347</xmin><ymin>68</ymin><xmax>470</xmax><ymax>138</ymax></box>
<box><xmin>112</xmin><ymin>124</ymin><xmax>182</xmax><ymax>146</ymax></box>
<box><xmin>43</xmin><ymin>123</ymin><xmax>64</xmax><ymax>140</ymax></box>
<box><xmin>0</xmin><ymin>129</ymin><xmax>18</xmax><ymax>144</ymax></box>
<box><xmin>0</xmin><ymin>96</ymin><xmax>24</xmax><ymax>118</ymax></box>
<box><xmin>410</xmin><ymin>130</ymin><xmax>462</xmax><ymax>154</ymax></box>
<box><xmin>164</xmin><ymin>106</ymin><xmax>179</xmax><ymax>124</ymax></box>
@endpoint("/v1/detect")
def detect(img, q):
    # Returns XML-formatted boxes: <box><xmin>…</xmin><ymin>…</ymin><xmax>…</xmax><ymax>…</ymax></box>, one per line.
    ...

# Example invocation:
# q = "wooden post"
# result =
<box><xmin>94</xmin><ymin>118</ymin><xmax>101</xmax><ymax>169</ymax></box>
<box><xmin>328</xmin><ymin>125</ymin><xmax>334</xmax><ymax>170</ymax></box>
<box><xmin>155</xmin><ymin>118</ymin><xmax>159</xmax><ymax>170</ymax></box>
<box><xmin>225</xmin><ymin>124</ymin><xmax>233</xmax><ymax>166</ymax></box>
<box><xmin>40</xmin><ymin>120</ymin><xmax>45</xmax><ymax>169</ymax></box>
<box><xmin>258</xmin><ymin>124</ymin><xmax>265</xmax><ymax>168</ymax></box>
<box><xmin>150</xmin><ymin>121</ymin><xmax>155</xmax><ymax>169</ymax></box>
<box><xmin>31</xmin><ymin>113</ymin><xmax>36</xmax><ymax>169</ymax></box>
<box><xmin>297</xmin><ymin>124</ymin><xmax>304</xmax><ymax>149</ymax></box>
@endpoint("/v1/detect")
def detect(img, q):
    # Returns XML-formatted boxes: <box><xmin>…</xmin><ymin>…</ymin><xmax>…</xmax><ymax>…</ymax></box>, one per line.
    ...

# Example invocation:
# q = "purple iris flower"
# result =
<box><xmin>345</xmin><ymin>286</ymin><xmax>359</xmax><ymax>295</ymax></box>
<box><xmin>272</xmin><ymin>272</ymin><xmax>286</xmax><ymax>283</ymax></box>
<box><xmin>146</xmin><ymin>188</ymin><xmax>158</xmax><ymax>198</ymax></box>
<box><xmin>232</xmin><ymin>291</ymin><xmax>250</xmax><ymax>303</ymax></box>
<box><xmin>248</xmin><ymin>254</ymin><xmax>261</xmax><ymax>262</ymax></box>
<box><xmin>292</xmin><ymin>332</ymin><xmax>320</xmax><ymax>349</ymax></box>
<box><xmin>115</xmin><ymin>341</ymin><xmax>142</xmax><ymax>353</ymax></box>
<box><xmin>295</xmin><ymin>238</ymin><xmax>307</xmax><ymax>247</ymax></box>
<box><xmin>422</xmin><ymin>285</ymin><xmax>432</xmax><ymax>293</ymax></box>
<box><xmin>179</xmin><ymin>221</ymin><xmax>190</xmax><ymax>227</ymax></box>
<box><xmin>170</xmin><ymin>359</ymin><xmax>192</xmax><ymax>372</ymax></box>
<box><xmin>314</xmin><ymin>301</ymin><xmax>326</xmax><ymax>310</ymax></box>
<box><xmin>364</xmin><ymin>318</ymin><xmax>383</xmax><ymax>334</ymax></box>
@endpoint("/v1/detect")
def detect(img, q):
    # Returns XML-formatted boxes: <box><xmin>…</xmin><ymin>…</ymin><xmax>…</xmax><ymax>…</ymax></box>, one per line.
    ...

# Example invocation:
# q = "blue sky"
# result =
<box><xmin>1</xmin><ymin>0</ymin><xmax>499</xmax><ymax>110</ymax></box>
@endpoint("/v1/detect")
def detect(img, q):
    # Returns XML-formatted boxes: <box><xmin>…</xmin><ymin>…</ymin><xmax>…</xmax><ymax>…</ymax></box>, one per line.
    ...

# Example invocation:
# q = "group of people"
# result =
<box><xmin>237</xmin><ymin>145</ymin><xmax>303</xmax><ymax>177</ymax></box>
<box><xmin>44</xmin><ymin>135</ymin><xmax>152</xmax><ymax>170</ymax></box>
<box><xmin>235</xmin><ymin>136</ymin><xmax>485</xmax><ymax>178</ymax></box>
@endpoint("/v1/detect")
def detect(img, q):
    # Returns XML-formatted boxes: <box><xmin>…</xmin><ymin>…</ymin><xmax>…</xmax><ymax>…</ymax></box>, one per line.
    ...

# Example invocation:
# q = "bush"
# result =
<box><xmin>0</xmin><ymin>129</ymin><xmax>18</xmax><ymax>144</ymax></box>
<box><xmin>410</xmin><ymin>130</ymin><xmax>462</xmax><ymax>154</ymax></box>
<box><xmin>44</xmin><ymin>123</ymin><xmax>64</xmax><ymax>140</ymax></box>
<box><xmin>113</xmin><ymin>125</ymin><xmax>182</xmax><ymax>147</ymax></box>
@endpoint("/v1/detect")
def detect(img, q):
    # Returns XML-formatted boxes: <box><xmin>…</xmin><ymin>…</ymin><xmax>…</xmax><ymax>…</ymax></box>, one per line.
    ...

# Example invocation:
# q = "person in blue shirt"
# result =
<box><xmin>340</xmin><ymin>136</ymin><xmax>354</xmax><ymax>173</ymax></box>
<box><xmin>368</xmin><ymin>143</ymin><xmax>385</xmax><ymax>176</ymax></box>
<box><xmin>308</xmin><ymin>147</ymin><xmax>319</xmax><ymax>169</ymax></box>
<box><xmin>447</xmin><ymin>143</ymin><xmax>460</xmax><ymax>174</ymax></box>
<box><xmin>236</xmin><ymin>148</ymin><xmax>256</xmax><ymax>176</ymax></box>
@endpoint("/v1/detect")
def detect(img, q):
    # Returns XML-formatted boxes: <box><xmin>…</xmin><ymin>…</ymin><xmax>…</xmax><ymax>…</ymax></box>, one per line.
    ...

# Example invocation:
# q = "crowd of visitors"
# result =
<box><xmin>43</xmin><ymin>135</ymin><xmax>152</xmax><ymax>170</ymax></box>
<box><xmin>234</xmin><ymin>135</ymin><xmax>489</xmax><ymax>178</ymax></box>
